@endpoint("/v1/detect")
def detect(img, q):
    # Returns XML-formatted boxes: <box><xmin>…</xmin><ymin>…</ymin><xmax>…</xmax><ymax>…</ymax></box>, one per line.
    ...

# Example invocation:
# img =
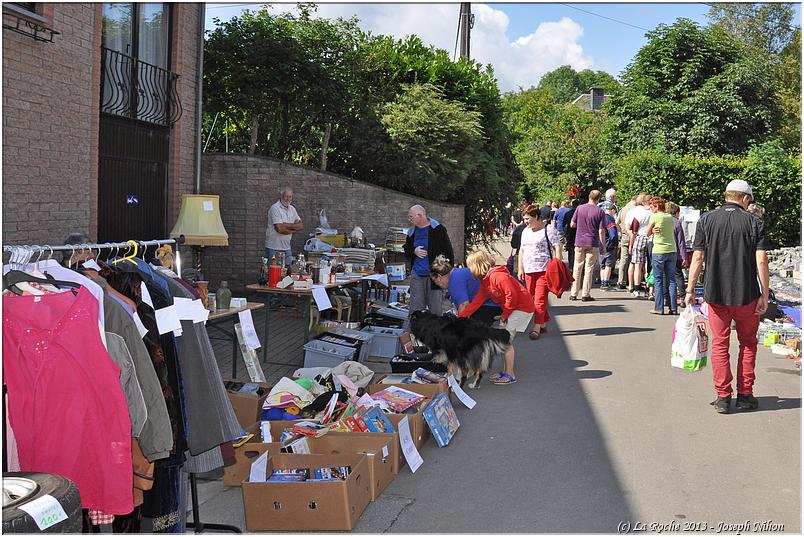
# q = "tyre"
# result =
<box><xmin>2</xmin><ymin>472</ymin><xmax>82</xmax><ymax>533</ymax></box>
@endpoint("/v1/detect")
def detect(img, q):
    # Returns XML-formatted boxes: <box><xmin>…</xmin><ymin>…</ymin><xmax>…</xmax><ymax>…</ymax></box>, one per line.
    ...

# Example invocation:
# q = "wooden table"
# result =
<box><xmin>246</xmin><ymin>275</ymin><xmax>379</xmax><ymax>363</ymax></box>
<box><xmin>205</xmin><ymin>301</ymin><xmax>265</xmax><ymax>378</ymax></box>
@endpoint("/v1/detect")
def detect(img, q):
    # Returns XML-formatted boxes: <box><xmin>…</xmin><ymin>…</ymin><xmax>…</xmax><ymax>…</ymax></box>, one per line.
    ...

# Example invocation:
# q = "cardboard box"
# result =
<box><xmin>225</xmin><ymin>422</ymin><xmax>396</xmax><ymax>498</ymax></box>
<box><xmin>223</xmin><ymin>378</ymin><xmax>271</xmax><ymax>428</ymax></box>
<box><xmin>366</xmin><ymin>384</ymin><xmax>434</xmax><ymax>450</ymax></box>
<box><xmin>242</xmin><ymin>453</ymin><xmax>371</xmax><ymax>531</ymax></box>
<box><xmin>373</xmin><ymin>375</ymin><xmax>449</xmax><ymax>395</ymax></box>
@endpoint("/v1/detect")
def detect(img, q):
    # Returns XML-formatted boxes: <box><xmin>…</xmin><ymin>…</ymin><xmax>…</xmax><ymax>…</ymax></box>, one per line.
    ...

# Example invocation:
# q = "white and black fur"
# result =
<box><xmin>409</xmin><ymin>310</ymin><xmax>510</xmax><ymax>389</ymax></box>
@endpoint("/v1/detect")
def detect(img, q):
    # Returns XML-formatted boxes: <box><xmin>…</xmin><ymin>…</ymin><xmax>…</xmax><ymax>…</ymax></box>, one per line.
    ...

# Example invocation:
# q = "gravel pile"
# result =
<box><xmin>768</xmin><ymin>246</ymin><xmax>801</xmax><ymax>305</ymax></box>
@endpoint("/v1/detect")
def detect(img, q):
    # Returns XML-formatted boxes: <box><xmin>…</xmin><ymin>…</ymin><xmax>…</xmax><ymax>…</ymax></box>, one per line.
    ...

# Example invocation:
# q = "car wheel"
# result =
<box><xmin>2</xmin><ymin>472</ymin><xmax>82</xmax><ymax>533</ymax></box>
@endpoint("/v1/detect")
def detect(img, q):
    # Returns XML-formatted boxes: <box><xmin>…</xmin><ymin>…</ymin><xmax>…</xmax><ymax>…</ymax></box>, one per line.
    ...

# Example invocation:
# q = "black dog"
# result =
<box><xmin>409</xmin><ymin>310</ymin><xmax>510</xmax><ymax>389</ymax></box>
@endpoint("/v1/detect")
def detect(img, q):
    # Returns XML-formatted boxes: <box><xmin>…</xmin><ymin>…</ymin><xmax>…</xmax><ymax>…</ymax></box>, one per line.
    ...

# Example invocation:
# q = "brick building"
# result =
<box><xmin>2</xmin><ymin>2</ymin><xmax>203</xmax><ymax>245</ymax></box>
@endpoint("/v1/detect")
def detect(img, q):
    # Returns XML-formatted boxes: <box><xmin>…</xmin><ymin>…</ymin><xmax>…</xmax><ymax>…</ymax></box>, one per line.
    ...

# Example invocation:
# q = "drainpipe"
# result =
<box><xmin>194</xmin><ymin>2</ymin><xmax>205</xmax><ymax>194</ymax></box>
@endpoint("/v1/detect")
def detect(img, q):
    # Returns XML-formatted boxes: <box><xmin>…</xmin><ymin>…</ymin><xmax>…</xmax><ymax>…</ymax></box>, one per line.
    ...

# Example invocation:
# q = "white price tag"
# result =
<box><xmin>140</xmin><ymin>284</ymin><xmax>154</xmax><ymax>309</ymax></box>
<box><xmin>82</xmin><ymin>259</ymin><xmax>102</xmax><ymax>271</ymax></box>
<box><xmin>173</xmin><ymin>297</ymin><xmax>195</xmax><ymax>320</ymax></box>
<box><xmin>311</xmin><ymin>285</ymin><xmax>332</xmax><ymax>311</ymax></box>
<box><xmin>18</xmin><ymin>494</ymin><xmax>68</xmax><ymax>531</ymax></box>
<box><xmin>397</xmin><ymin>416</ymin><xmax>423</xmax><ymax>473</ymax></box>
<box><xmin>203</xmin><ymin>200</ymin><xmax>214</xmax><ymax>212</ymax></box>
<box><xmin>132</xmin><ymin>312</ymin><xmax>149</xmax><ymax>338</ymax></box>
<box><xmin>191</xmin><ymin>299</ymin><xmax>209</xmax><ymax>323</ymax></box>
<box><xmin>237</xmin><ymin>309</ymin><xmax>261</xmax><ymax>350</ymax></box>
<box><xmin>381</xmin><ymin>445</ymin><xmax>389</xmax><ymax>458</ymax></box>
<box><xmin>155</xmin><ymin>305</ymin><xmax>182</xmax><ymax>335</ymax></box>
<box><xmin>447</xmin><ymin>375</ymin><xmax>477</xmax><ymax>409</ymax></box>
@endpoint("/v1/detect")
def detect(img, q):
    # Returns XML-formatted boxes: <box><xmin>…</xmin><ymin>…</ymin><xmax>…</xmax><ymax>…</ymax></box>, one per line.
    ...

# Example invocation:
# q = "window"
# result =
<box><xmin>3</xmin><ymin>2</ymin><xmax>59</xmax><ymax>42</ymax></box>
<box><xmin>101</xmin><ymin>3</ymin><xmax>180</xmax><ymax>125</ymax></box>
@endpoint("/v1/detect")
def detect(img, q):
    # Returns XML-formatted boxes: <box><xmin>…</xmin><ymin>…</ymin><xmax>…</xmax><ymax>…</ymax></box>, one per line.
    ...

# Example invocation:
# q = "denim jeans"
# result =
<box><xmin>652</xmin><ymin>252</ymin><xmax>677</xmax><ymax>311</ymax></box>
<box><xmin>264</xmin><ymin>248</ymin><xmax>293</xmax><ymax>267</ymax></box>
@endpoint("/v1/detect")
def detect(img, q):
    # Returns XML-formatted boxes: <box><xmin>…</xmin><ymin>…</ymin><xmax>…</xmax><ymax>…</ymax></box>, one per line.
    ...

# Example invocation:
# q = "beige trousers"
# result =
<box><xmin>571</xmin><ymin>246</ymin><xmax>598</xmax><ymax>298</ymax></box>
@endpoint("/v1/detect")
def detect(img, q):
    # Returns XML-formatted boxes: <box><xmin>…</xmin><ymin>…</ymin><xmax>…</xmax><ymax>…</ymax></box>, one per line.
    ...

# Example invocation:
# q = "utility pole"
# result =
<box><xmin>459</xmin><ymin>3</ymin><xmax>472</xmax><ymax>60</ymax></box>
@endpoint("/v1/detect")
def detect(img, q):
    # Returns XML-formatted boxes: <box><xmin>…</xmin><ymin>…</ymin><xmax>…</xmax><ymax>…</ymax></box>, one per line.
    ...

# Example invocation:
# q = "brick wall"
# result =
<box><xmin>2</xmin><ymin>4</ymin><xmax>98</xmax><ymax>244</ymax></box>
<box><xmin>201</xmin><ymin>154</ymin><xmax>465</xmax><ymax>291</ymax></box>
<box><xmin>2</xmin><ymin>3</ymin><xmax>201</xmax><ymax>246</ymax></box>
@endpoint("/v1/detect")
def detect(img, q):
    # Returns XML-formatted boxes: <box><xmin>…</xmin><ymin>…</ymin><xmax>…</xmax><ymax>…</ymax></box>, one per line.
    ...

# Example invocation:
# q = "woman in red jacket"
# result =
<box><xmin>459</xmin><ymin>251</ymin><xmax>535</xmax><ymax>385</ymax></box>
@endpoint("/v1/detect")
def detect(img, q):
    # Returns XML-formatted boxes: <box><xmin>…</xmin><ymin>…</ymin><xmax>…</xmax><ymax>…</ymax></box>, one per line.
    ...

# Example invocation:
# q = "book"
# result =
<box><xmin>411</xmin><ymin>368</ymin><xmax>447</xmax><ymax>384</ymax></box>
<box><xmin>311</xmin><ymin>465</ymin><xmax>351</xmax><ymax>481</ymax></box>
<box><xmin>344</xmin><ymin>416</ymin><xmax>362</xmax><ymax>432</ymax></box>
<box><xmin>291</xmin><ymin>421</ymin><xmax>330</xmax><ymax>438</ymax></box>
<box><xmin>280</xmin><ymin>437</ymin><xmax>310</xmax><ymax>454</ymax></box>
<box><xmin>380</xmin><ymin>374</ymin><xmax>413</xmax><ymax>384</ymax></box>
<box><xmin>232</xmin><ymin>432</ymin><xmax>254</xmax><ymax>448</ymax></box>
<box><xmin>361</xmin><ymin>406</ymin><xmax>396</xmax><ymax>433</ymax></box>
<box><xmin>267</xmin><ymin>468</ymin><xmax>309</xmax><ymax>482</ymax></box>
<box><xmin>422</xmin><ymin>392</ymin><xmax>460</xmax><ymax>447</ymax></box>
<box><xmin>370</xmin><ymin>386</ymin><xmax>426</xmax><ymax>413</ymax></box>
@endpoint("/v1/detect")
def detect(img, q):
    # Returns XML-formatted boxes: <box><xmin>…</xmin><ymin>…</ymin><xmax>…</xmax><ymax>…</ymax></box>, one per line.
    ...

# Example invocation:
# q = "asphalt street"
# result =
<box><xmin>192</xmin><ymin>284</ymin><xmax>801</xmax><ymax>533</ymax></box>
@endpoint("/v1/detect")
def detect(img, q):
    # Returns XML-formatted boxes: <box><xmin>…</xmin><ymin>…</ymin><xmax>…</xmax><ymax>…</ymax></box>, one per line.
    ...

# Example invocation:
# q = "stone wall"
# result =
<box><xmin>201</xmin><ymin>153</ymin><xmax>465</xmax><ymax>291</ymax></box>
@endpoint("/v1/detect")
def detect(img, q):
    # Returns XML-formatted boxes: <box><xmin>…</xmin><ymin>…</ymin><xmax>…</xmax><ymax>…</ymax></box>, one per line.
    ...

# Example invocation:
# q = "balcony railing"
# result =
<box><xmin>101</xmin><ymin>46</ymin><xmax>183</xmax><ymax>126</ymax></box>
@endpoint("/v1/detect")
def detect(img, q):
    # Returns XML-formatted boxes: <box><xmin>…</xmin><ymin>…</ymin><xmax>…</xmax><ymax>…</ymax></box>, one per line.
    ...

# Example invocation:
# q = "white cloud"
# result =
<box><xmin>206</xmin><ymin>3</ymin><xmax>596</xmax><ymax>92</ymax></box>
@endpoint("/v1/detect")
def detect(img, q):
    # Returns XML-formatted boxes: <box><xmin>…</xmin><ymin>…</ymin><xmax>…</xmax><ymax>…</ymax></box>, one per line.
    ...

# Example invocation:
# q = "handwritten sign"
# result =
<box><xmin>237</xmin><ymin>309</ymin><xmax>261</xmax><ymax>350</ymax></box>
<box><xmin>18</xmin><ymin>495</ymin><xmax>68</xmax><ymax>531</ymax></box>
<box><xmin>398</xmin><ymin>416</ymin><xmax>423</xmax><ymax>473</ymax></box>
<box><xmin>447</xmin><ymin>375</ymin><xmax>477</xmax><ymax>409</ymax></box>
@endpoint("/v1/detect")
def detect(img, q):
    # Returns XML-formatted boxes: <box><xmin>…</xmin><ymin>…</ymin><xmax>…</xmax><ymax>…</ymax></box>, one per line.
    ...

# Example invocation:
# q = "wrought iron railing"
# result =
<box><xmin>101</xmin><ymin>46</ymin><xmax>183</xmax><ymax>126</ymax></box>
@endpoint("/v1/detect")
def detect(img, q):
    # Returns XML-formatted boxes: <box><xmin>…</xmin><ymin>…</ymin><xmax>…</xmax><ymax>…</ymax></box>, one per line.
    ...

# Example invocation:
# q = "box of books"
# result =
<box><xmin>306</xmin><ymin>435</ymin><xmax>395</xmax><ymax>500</ymax></box>
<box><xmin>264</xmin><ymin>419</ymin><xmax>403</xmax><ymax>474</ymax></box>
<box><xmin>365</xmin><ymin>385</ymin><xmax>433</xmax><ymax>449</ymax></box>
<box><xmin>242</xmin><ymin>453</ymin><xmax>371</xmax><ymax>531</ymax></box>
<box><xmin>224</xmin><ymin>422</ymin><xmax>287</xmax><ymax>487</ymax></box>
<box><xmin>222</xmin><ymin>378</ymin><xmax>272</xmax><ymax>428</ymax></box>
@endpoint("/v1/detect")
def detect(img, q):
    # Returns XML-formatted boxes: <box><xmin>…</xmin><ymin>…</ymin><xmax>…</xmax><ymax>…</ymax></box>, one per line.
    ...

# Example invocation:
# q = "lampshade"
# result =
<box><xmin>170</xmin><ymin>194</ymin><xmax>229</xmax><ymax>246</ymax></box>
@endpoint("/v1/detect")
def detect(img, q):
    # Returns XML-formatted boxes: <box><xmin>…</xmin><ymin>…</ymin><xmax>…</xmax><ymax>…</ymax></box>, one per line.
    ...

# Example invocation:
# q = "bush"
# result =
<box><xmin>610</xmin><ymin>143</ymin><xmax>800</xmax><ymax>247</ymax></box>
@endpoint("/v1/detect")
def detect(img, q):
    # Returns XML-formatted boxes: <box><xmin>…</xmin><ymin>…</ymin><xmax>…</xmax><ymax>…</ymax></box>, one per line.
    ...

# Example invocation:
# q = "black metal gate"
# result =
<box><xmin>98</xmin><ymin>114</ymin><xmax>169</xmax><ymax>242</ymax></box>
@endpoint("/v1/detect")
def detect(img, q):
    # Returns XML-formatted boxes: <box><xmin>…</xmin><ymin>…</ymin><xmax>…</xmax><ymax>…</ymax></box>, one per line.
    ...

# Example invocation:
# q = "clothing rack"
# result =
<box><xmin>3</xmin><ymin>236</ymin><xmax>241</xmax><ymax>533</ymax></box>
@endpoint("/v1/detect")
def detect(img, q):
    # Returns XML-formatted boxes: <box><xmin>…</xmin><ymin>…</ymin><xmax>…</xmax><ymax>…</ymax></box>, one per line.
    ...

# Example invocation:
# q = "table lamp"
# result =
<box><xmin>169</xmin><ymin>194</ymin><xmax>229</xmax><ymax>281</ymax></box>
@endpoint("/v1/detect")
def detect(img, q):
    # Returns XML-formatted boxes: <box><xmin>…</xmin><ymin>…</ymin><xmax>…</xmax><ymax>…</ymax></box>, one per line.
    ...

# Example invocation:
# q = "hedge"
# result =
<box><xmin>609</xmin><ymin>141</ymin><xmax>801</xmax><ymax>247</ymax></box>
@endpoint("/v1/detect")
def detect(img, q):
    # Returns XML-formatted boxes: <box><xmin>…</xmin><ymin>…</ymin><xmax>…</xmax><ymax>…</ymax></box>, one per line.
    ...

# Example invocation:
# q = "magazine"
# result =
<box><xmin>370</xmin><ymin>386</ymin><xmax>426</xmax><ymax>413</ymax></box>
<box><xmin>422</xmin><ymin>392</ymin><xmax>460</xmax><ymax>447</ymax></box>
<box><xmin>309</xmin><ymin>465</ymin><xmax>351</xmax><ymax>481</ymax></box>
<box><xmin>361</xmin><ymin>406</ymin><xmax>396</xmax><ymax>433</ymax></box>
<box><xmin>267</xmin><ymin>468</ymin><xmax>309</xmax><ymax>482</ymax></box>
<box><xmin>291</xmin><ymin>421</ymin><xmax>330</xmax><ymax>438</ymax></box>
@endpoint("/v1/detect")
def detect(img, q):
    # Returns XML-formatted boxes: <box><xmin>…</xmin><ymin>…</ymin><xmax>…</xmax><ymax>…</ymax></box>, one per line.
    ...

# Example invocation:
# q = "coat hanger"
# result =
<box><xmin>3</xmin><ymin>270</ymin><xmax>80</xmax><ymax>295</ymax></box>
<box><xmin>112</xmin><ymin>240</ymin><xmax>138</xmax><ymax>265</ymax></box>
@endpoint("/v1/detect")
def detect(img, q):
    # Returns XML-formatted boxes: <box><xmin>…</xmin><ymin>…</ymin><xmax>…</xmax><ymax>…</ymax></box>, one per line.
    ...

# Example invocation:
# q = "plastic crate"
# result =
<box><xmin>325</xmin><ymin>328</ymin><xmax>376</xmax><ymax>363</ymax></box>
<box><xmin>302</xmin><ymin>339</ymin><xmax>357</xmax><ymax>368</ymax></box>
<box><xmin>360</xmin><ymin>325</ymin><xmax>405</xmax><ymax>359</ymax></box>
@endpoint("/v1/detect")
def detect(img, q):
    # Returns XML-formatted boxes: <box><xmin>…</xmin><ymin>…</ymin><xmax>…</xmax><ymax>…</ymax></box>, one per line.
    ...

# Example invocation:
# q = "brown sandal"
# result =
<box><xmin>528</xmin><ymin>330</ymin><xmax>541</xmax><ymax>340</ymax></box>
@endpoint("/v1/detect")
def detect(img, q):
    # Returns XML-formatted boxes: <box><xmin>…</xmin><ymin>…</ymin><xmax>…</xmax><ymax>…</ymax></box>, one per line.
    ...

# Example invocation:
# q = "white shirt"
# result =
<box><xmin>265</xmin><ymin>200</ymin><xmax>301</xmax><ymax>250</ymax></box>
<box><xmin>626</xmin><ymin>205</ymin><xmax>652</xmax><ymax>236</ymax></box>
<box><xmin>520</xmin><ymin>224</ymin><xmax>559</xmax><ymax>274</ymax></box>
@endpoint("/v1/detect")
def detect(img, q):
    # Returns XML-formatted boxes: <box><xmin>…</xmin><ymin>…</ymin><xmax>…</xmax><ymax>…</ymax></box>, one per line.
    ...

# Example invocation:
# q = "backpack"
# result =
<box><xmin>604</xmin><ymin>215</ymin><xmax>618</xmax><ymax>251</ymax></box>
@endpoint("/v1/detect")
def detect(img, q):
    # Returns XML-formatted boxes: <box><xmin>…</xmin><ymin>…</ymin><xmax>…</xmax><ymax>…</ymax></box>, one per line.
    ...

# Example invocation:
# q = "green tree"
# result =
<box><xmin>536</xmin><ymin>65</ymin><xmax>618</xmax><ymax>103</ymax></box>
<box><xmin>776</xmin><ymin>28</ymin><xmax>801</xmax><ymax>152</ymax></box>
<box><xmin>707</xmin><ymin>2</ymin><xmax>797</xmax><ymax>56</ymax></box>
<box><xmin>606</xmin><ymin>19</ymin><xmax>781</xmax><ymax>156</ymax></box>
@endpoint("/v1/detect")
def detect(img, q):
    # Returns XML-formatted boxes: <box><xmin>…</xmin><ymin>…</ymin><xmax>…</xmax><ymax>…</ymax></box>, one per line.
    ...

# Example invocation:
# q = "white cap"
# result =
<box><xmin>725</xmin><ymin>179</ymin><xmax>753</xmax><ymax>200</ymax></box>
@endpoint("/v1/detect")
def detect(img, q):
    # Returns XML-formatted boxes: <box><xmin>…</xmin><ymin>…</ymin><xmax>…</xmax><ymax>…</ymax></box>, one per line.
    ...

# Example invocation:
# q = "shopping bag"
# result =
<box><xmin>670</xmin><ymin>306</ymin><xmax>709</xmax><ymax>371</ymax></box>
<box><xmin>646</xmin><ymin>270</ymin><xmax>655</xmax><ymax>286</ymax></box>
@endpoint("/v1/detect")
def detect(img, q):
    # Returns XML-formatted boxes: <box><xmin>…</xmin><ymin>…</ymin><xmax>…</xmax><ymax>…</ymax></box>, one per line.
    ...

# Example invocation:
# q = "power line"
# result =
<box><xmin>558</xmin><ymin>4</ymin><xmax>652</xmax><ymax>32</ymax></box>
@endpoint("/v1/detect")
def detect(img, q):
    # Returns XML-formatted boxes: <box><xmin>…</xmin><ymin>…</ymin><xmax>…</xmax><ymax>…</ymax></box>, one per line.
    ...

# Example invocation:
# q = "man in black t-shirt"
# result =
<box><xmin>685</xmin><ymin>180</ymin><xmax>770</xmax><ymax>414</ymax></box>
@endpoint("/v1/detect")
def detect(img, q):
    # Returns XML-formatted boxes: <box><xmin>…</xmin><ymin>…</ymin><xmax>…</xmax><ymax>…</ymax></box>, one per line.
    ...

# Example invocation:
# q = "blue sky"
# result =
<box><xmin>205</xmin><ymin>3</ymin><xmax>800</xmax><ymax>92</ymax></box>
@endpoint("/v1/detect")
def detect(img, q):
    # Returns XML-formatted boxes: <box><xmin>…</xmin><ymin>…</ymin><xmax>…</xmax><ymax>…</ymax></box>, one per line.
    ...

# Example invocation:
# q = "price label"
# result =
<box><xmin>18</xmin><ymin>495</ymin><xmax>68</xmax><ymax>531</ymax></box>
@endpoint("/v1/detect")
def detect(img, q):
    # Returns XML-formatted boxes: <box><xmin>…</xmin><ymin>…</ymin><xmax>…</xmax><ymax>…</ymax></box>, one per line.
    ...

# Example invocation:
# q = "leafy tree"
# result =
<box><xmin>503</xmin><ymin>87</ymin><xmax>610</xmax><ymax>203</ymax></box>
<box><xmin>606</xmin><ymin>19</ymin><xmax>781</xmax><ymax>156</ymax></box>
<box><xmin>776</xmin><ymin>28</ymin><xmax>801</xmax><ymax>152</ymax></box>
<box><xmin>707</xmin><ymin>2</ymin><xmax>797</xmax><ymax>56</ymax></box>
<box><xmin>536</xmin><ymin>65</ymin><xmax>618</xmax><ymax>103</ymax></box>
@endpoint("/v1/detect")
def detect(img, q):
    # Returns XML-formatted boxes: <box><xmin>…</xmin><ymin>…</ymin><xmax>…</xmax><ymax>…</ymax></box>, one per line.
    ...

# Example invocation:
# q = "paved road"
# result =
<box><xmin>195</xmin><ymin>283</ymin><xmax>800</xmax><ymax>533</ymax></box>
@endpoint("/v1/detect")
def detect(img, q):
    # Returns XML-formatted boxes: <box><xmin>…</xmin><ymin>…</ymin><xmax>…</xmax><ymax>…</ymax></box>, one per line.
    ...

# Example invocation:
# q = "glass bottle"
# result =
<box><xmin>216</xmin><ymin>280</ymin><xmax>232</xmax><ymax>310</ymax></box>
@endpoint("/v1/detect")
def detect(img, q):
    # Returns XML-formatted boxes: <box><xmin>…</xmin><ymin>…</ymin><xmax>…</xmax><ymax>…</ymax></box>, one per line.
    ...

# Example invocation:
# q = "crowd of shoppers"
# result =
<box><xmin>405</xmin><ymin>179</ymin><xmax>769</xmax><ymax>413</ymax></box>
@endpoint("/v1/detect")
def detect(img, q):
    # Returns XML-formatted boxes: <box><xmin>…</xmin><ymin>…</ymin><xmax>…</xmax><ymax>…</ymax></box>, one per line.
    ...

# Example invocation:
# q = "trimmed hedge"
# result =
<box><xmin>609</xmin><ymin>141</ymin><xmax>801</xmax><ymax>247</ymax></box>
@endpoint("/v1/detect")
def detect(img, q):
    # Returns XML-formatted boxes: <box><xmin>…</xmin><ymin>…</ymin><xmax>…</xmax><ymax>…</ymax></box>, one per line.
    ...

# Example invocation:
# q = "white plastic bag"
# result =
<box><xmin>671</xmin><ymin>306</ymin><xmax>709</xmax><ymax>371</ymax></box>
